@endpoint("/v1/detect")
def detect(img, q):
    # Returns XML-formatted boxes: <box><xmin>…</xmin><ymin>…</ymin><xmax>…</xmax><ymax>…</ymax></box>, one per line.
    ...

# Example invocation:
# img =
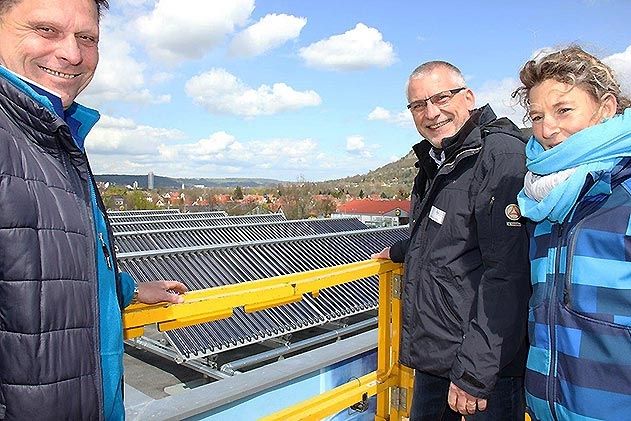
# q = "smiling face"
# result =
<box><xmin>407</xmin><ymin>66</ymin><xmax>475</xmax><ymax>148</ymax></box>
<box><xmin>0</xmin><ymin>0</ymin><xmax>99</xmax><ymax>108</ymax></box>
<box><xmin>528</xmin><ymin>79</ymin><xmax>617</xmax><ymax>150</ymax></box>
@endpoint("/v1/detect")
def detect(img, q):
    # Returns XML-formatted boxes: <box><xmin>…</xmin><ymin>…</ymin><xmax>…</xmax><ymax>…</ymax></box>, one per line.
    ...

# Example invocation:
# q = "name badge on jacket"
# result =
<box><xmin>429</xmin><ymin>206</ymin><xmax>446</xmax><ymax>225</ymax></box>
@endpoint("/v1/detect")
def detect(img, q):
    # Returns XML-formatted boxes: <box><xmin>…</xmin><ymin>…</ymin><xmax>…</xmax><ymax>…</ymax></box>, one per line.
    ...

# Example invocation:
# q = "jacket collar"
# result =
<box><xmin>412</xmin><ymin>104</ymin><xmax>501</xmax><ymax>175</ymax></box>
<box><xmin>0</xmin><ymin>66</ymin><xmax>99</xmax><ymax>152</ymax></box>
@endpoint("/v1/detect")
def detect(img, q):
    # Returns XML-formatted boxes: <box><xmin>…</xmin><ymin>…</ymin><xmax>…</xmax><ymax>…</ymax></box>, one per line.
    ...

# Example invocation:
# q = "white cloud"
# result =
<box><xmin>86</xmin><ymin>116</ymin><xmax>331</xmax><ymax>178</ymax></box>
<box><xmin>313</xmin><ymin>147</ymin><xmax>395</xmax><ymax>179</ymax></box>
<box><xmin>86</xmin><ymin>115</ymin><xmax>185</xmax><ymax>156</ymax></box>
<box><xmin>250</xmin><ymin>139</ymin><xmax>317</xmax><ymax>159</ymax></box>
<box><xmin>603</xmin><ymin>45</ymin><xmax>631</xmax><ymax>97</ymax></box>
<box><xmin>346</xmin><ymin>135</ymin><xmax>365</xmax><ymax>152</ymax></box>
<box><xmin>185</xmin><ymin>68</ymin><xmax>321</xmax><ymax>116</ymax></box>
<box><xmin>136</xmin><ymin>0</ymin><xmax>254</xmax><ymax>62</ymax></box>
<box><xmin>474</xmin><ymin>78</ymin><xmax>525</xmax><ymax>126</ymax></box>
<box><xmin>229</xmin><ymin>14</ymin><xmax>307</xmax><ymax>57</ymax></box>
<box><xmin>79</xmin><ymin>26</ymin><xmax>170</xmax><ymax>106</ymax></box>
<box><xmin>158</xmin><ymin>131</ymin><xmax>245</xmax><ymax>162</ymax></box>
<box><xmin>367</xmin><ymin>106</ymin><xmax>414</xmax><ymax>127</ymax></box>
<box><xmin>346</xmin><ymin>135</ymin><xmax>377</xmax><ymax>158</ymax></box>
<box><xmin>299</xmin><ymin>23</ymin><xmax>395</xmax><ymax>71</ymax></box>
<box><xmin>82</xmin><ymin>104</ymin><xmax>393</xmax><ymax>180</ymax></box>
<box><xmin>150</xmin><ymin>72</ymin><xmax>175</xmax><ymax>84</ymax></box>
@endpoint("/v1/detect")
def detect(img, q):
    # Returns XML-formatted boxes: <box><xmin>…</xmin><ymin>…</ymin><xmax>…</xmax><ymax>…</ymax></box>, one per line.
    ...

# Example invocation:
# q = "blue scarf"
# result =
<box><xmin>518</xmin><ymin>108</ymin><xmax>631</xmax><ymax>223</ymax></box>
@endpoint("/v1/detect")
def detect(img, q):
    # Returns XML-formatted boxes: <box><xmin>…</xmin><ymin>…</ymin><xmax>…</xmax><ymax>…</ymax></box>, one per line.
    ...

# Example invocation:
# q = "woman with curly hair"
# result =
<box><xmin>513</xmin><ymin>46</ymin><xmax>631</xmax><ymax>420</ymax></box>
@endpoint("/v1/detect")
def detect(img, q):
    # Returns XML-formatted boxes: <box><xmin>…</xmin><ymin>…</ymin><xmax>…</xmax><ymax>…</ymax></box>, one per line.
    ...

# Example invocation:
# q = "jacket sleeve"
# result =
<box><xmin>119</xmin><ymin>271</ymin><xmax>137</xmax><ymax>307</ymax></box>
<box><xmin>389</xmin><ymin>238</ymin><xmax>410</xmax><ymax>263</ymax></box>
<box><xmin>449</xmin><ymin>142</ymin><xmax>530</xmax><ymax>398</ymax></box>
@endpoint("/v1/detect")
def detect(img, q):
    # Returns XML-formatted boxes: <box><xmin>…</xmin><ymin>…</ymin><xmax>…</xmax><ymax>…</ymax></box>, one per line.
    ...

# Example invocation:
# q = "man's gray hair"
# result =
<box><xmin>406</xmin><ymin>61</ymin><xmax>466</xmax><ymax>100</ymax></box>
<box><xmin>0</xmin><ymin>0</ymin><xmax>109</xmax><ymax>18</ymax></box>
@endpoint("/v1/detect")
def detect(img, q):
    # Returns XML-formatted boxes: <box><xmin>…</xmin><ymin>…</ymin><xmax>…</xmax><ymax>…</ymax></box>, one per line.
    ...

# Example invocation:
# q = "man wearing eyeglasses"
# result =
<box><xmin>373</xmin><ymin>61</ymin><xmax>530</xmax><ymax>420</ymax></box>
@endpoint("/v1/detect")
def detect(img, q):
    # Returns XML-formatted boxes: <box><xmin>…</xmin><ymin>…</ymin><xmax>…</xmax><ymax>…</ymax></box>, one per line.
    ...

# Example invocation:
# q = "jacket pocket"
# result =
<box><xmin>527</xmin><ymin>303</ymin><xmax>548</xmax><ymax>354</ymax></box>
<box><xmin>416</xmin><ymin>267</ymin><xmax>466</xmax><ymax>339</ymax></box>
<box><xmin>553</xmin><ymin>304</ymin><xmax>631</xmax><ymax>420</ymax></box>
<box><xmin>437</xmin><ymin>282</ymin><xmax>463</xmax><ymax>324</ymax></box>
<box><xmin>405</xmin><ymin>266</ymin><xmax>471</xmax><ymax>374</ymax></box>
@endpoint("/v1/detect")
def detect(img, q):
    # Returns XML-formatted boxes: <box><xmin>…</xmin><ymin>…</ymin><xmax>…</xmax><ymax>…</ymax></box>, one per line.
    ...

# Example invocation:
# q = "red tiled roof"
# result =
<box><xmin>336</xmin><ymin>199</ymin><xmax>410</xmax><ymax>215</ymax></box>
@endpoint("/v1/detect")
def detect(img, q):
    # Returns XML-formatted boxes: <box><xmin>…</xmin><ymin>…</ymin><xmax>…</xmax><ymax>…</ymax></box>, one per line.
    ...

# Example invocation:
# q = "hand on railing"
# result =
<box><xmin>137</xmin><ymin>280</ymin><xmax>188</xmax><ymax>304</ymax></box>
<box><xmin>370</xmin><ymin>247</ymin><xmax>391</xmax><ymax>260</ymax></box>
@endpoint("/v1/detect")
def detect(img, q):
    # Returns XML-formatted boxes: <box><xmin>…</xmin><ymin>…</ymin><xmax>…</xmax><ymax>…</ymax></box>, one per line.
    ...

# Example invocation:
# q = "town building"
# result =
<box><xmin>333</xmin><ymin>199</ymin><xmax>410</xmax><ymax>227</ymax></box>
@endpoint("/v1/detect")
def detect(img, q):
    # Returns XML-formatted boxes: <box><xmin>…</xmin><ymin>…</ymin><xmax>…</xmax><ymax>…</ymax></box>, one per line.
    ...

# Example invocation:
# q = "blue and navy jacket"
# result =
<box><xmin>0</xmin><ymin>67</ymin><xmax>135</xmax><ymax>420</ymax></box>
<box><xmin>526</xmin><ymin>158</ymin><xmax>631</xmax><ymax>421</ymax></box>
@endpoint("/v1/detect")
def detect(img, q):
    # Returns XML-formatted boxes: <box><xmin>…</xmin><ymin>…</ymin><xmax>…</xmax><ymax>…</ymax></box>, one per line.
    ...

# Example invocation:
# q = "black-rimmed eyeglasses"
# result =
<box><xmin>407</xmin><ymin>87</ymin><xmax>467</xmax><ymax>114</ymax></box>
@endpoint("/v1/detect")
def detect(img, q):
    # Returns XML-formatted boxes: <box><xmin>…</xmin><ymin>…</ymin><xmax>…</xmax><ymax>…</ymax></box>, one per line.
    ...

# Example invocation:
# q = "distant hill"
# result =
<box><xmin>94</xmin><ymin>174</ymin><xmax>283</xmax><ymax>189</ymax></box>
<box><xmin>339</xmin><ymin>150</ymin><xmax>417</xmax><ymax>187</ymax></box>
<box><xmin>319</xmin><ymin>126</ymin><xmax>532</xmax><ymax>196</ymax></box>
<box><xmin>308</xmin><ymin>151</ymin><xmax>417</xmax><ymax>198</ymax></box>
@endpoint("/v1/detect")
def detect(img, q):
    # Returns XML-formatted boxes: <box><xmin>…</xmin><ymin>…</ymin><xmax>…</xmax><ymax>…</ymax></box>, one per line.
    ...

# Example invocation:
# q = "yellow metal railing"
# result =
<box><xmin>260</xmin><ymin>262</ymin><xmax>412</xmax><ymax>421</ymax></box>
<box><xmin>123</xmin><ymin>259</ymin><xmax>413</xmax><ymax>420</ymax></box>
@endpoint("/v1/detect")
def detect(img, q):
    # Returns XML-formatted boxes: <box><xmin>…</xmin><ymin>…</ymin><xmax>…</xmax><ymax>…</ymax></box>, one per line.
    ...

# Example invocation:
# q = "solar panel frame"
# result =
<box><xmin>119</xmin><ymin>227</ymin><xmax>407</xmax><ymax>360</ymax></box>
<box><xmin>111</xmin><ymin>213</ymin><xmax>287</xmax><ymax>233</ymax></box>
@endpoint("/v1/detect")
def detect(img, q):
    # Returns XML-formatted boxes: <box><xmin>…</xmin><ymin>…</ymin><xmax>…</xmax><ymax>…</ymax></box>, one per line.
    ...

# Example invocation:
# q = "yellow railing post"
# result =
<box><xmin>375</xmin><ymin>268</ymin><xmax>393</xmax><ymax>420</ymax></box>
<box><xmin>390</xmin><ymin>267</ymin><xmax>413</xmax><ymax>420</ymax></box>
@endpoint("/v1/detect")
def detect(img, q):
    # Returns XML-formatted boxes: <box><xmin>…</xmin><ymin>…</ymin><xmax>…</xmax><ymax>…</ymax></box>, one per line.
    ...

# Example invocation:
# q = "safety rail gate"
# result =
<box><xmin>123</xmin><ymin>259</ymin><xmax>414</xmax><ymax>420</ymax></box>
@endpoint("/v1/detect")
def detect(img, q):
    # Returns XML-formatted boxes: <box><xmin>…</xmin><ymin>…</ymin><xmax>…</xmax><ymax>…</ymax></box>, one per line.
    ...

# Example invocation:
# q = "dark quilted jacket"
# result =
<box><xmin>0</xmin><ymin>76</ymin><xmax>102</xmax><ymax>419</ymax></box>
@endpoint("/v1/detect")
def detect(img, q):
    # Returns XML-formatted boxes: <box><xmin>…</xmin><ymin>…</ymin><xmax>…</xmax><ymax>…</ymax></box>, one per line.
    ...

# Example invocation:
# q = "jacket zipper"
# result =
<box><xmin>545</xmin><ymin>174</ymin><xmax>607</xmax><ymax>418</ymax></box>
<box><xmin>87</xmin><ymin>180</ymin><xmax>106</xmax><ymax>421</ymax></box>
<box><xmin>438</xmin><ymin>146</ymin><xmax>482</xmax><ymax>174</ymax></box>
<box><xmin>98</xmin><ymin>233</ymin><xmax>112</xmax><ymax>269</ymax></box>
<box><xmin>563</xmin><ymin>217</ymin><xmax>588</xmax><ymax>306</ymax></box>
<box><xmin>546</xmin><ymin>223</ymin><xmax>564</xmax><ymax>420</ymax></box>
<box><xmin>418</xmin><ymin>146</ymin><xmax>483</xmax><ymax>218</ymax></box>
<box><xmin>57</xmin><ymin>132</ymin><xmax>105</xmax><ymax>420</ymax></box>
<box><xmin>416</xmin><ymin>146</ymin><xmax>483</xmax><ymax>256</ymax></box>
<box><xmin>402</xmin><ymin>145</ymin><xmax>484</xmax><ymax>358</ymax></box>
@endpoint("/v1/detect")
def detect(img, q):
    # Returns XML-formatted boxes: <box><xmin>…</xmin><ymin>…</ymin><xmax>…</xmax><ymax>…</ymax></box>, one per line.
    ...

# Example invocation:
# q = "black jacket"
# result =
<box><xmin>390</xmin><ymin>105</ymin><xmax>530</xmax><ymax>398</ymax></box>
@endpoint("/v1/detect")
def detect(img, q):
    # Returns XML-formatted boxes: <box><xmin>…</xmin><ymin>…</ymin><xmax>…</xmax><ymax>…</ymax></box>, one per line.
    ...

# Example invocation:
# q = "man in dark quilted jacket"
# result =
<box><xmin>0</xmin><ymin>0</ymin><xmax>187</xmax><ymax>419</ymax></box>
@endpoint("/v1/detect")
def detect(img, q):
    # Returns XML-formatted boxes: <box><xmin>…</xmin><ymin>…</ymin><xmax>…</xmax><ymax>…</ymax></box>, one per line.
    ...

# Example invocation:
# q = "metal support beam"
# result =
<box><xmin>220</xmin><ymin>317</ymin><xmax>377</xmax><ymax>375</ymax></box>
<box><xmin>127</xmin><ymin>336</ymin><xmax>231</xmax><ymax>380</ymax></box>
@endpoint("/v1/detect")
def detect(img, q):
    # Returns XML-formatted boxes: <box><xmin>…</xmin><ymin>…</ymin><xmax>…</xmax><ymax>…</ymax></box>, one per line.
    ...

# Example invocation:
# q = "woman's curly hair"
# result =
<box><xmin>512</xmin><ymin>46</ymin><xmax>631</xmax><ymax>122</ymax></box>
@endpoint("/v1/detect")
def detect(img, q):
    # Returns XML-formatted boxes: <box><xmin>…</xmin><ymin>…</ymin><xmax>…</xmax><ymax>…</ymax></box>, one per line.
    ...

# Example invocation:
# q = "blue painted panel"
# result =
<box><xmin>189</xmin><ymin>350</ymin><xmax>377</xmax><ymax>421</ymax></box>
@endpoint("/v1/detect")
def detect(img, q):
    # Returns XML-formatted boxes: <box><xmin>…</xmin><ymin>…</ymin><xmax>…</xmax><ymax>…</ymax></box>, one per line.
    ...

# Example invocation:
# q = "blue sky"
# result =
<box><xmin>81</xmin><ymin>0</ymin><xmax>631</xmax><ymax>181</ymax></box>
